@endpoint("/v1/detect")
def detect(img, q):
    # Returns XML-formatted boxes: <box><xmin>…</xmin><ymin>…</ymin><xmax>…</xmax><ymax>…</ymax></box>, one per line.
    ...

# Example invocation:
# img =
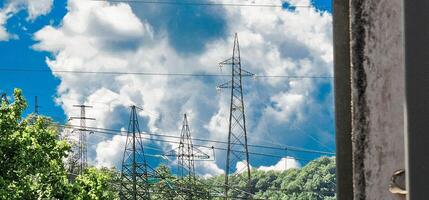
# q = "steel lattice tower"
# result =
<box><xmin>120</xmin><ymin>105</ymin><xmax>152</xmax><ymax>200</ymax></box>
<box><xmin>164</xmin><ymin>114</ymin><xmax>210</xmax><ymax>198</ymax></box>
<box><xmin>69</xmin><ymin>105</ymin><xmax>95</xmax><ymax>175</ymax></box>
<box><xmin>218</xmin><ymin>33</ymin><xmax>254</xmax><ymax>199</ymax></box>
<box><xmin>34</xmin><ymin>96</ymin><xmax>40</xmax><ymax>114</ymax></box>
<box><xmin>177</xmin><ymin>114</ymin><xmax>196</xmax><ymax>180</ymax></box>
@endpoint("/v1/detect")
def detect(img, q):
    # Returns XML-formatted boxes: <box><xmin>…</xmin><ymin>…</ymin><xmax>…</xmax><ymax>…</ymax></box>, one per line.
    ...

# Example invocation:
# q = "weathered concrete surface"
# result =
<box><xmin>350</xmin><ymin>0</ymin><xmax>405</xmax><ymax>199</ymax></box>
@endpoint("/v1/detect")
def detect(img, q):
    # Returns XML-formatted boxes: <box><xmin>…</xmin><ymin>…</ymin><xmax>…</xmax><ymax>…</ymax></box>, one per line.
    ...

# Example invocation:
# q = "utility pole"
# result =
<box><xmin>120</xmin><ymin>105</ymin><xmax>152</xmax><ymax>200</ymax></box>
<box><xmin>69</xmin><ymin>105</ymin><xmax>95</xmax><ymax>175</ymax></box>
<box><xmin>217</xmin><ymin>33</ymin><xmax>254</xmax><ymax>199</ymax></box>
<box><xmin>164</xmin><ymin>114</ymin><xmax>210</xmax><ymax>199</ymax></box>
<box><xmin>34</xmin><ymin>96</ymin><xmax>40</xmax><ymax>114</ymax></box>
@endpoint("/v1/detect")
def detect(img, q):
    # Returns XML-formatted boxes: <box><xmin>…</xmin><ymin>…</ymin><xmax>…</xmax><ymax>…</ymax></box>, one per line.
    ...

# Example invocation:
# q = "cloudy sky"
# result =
<box><xmin>0</xmin><ymin>0</ymin><xmax>333</xmax><ymax>176</ymax></box>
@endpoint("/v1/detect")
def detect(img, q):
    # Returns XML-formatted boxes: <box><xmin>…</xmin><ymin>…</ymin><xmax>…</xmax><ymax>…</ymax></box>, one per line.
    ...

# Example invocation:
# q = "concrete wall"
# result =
<box><xmin>349</xmin><ymin>0</ymin><xmax>405</xmax><ymax>199</ymax></box>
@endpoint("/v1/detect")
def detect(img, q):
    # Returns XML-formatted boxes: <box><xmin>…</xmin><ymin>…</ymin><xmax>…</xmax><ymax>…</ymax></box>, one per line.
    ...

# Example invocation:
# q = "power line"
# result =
<box><xmin>6</xmin><ymin>87</ymin><xmax>335</xmax><ymax>156</ymax></box>
<box><xmin>58</xmin><ymin>124</ymin><xmax>335</xmax><ymax>155</ymax></box>
<box><xmin>0</xmin><ymin>68</ymin><xmax>333</xmax><ymax>79</ymax></box>
<box><xmin>27</xmin><ymin>97</ymin><xmax>334</xmax><ymax>156</ymax></box>
<box><xmin>91</xmin><ymin>128</ymin><xmax>314</xmax><ymax>161</ymax></box>
<box><xmin>91</xmin><ymin>106</ymin><xmax>299</xmax><ymax>199</ymax></box>
<box><xmin>61</xmin><ymin>125</ymin><xmax>293</xmax><ymax>160</ymax></box>
<box><xmin>56</xmin><ymin>124</ymin><xmax>322</xmax><ymax>162</ymax></box>
<box><xmin>112</xmin><ymin>152</ymin><xmax>332</xmax><ymax>200</ymax></box>
<box><xmin>62</xmin><ymin>127</ymin><xmax>328</xmax><ymax>198</ymax></box>
<box><xmin>22</xmin><ymin>92</ymin><xmax>335</xmax><ymax>155</ymax></box>
<box><xmin>88</xmin><ymin>0</ymin><xmax>317</xmax><ymax>8</ymax></box>
<box><xmin>113</xmin><ymin>171</ymin><xmax>267</xmax><ymax>200</ymax></box>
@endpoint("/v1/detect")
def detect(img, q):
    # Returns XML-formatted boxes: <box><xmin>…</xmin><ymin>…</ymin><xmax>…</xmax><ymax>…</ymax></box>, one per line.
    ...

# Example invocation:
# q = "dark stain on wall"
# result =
<box><xmin>350</xmin><ymin>0</ymin><xmax>370</xmax><ymax>199</ymax></box>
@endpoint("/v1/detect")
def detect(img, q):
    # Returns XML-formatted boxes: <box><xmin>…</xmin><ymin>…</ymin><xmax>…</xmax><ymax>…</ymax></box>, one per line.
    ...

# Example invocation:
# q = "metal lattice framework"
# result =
<box><xmin>69</xmin><ymin>105</ymin><xmax>95</xmax><ymax>175</ymax></box>
<box><xmin>218</xmin><ymin>33</ymin><xmax>254</xmax><ymax>199</ymax></box>
<box><xmin>120</xmin><ymin>105</ymin><xmax>154</xmax><ymax>200</ymax></box>
<box><xmin>164</xmin><ymin>114</ymin><xmax>211</xmax><ymax>198</ymax></box>
<box><xmin>34</xmin><ymin>96</ymin><xmax>40</xmax><ymax>114</ymax></box>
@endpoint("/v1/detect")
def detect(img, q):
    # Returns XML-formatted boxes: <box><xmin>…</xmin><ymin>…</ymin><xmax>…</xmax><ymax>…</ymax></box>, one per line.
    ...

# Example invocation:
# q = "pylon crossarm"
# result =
<box><xmin>240</xmin><ymin>69</ymin><xmax>254</xmax><ymax>77</ymax></box>
<box><xmin>217</xmin><ymin>80</ymin><xmax>232</xmax><ymax>89</ymax></box>
<box><xmin>219</xmin><ymin>57</ymin><xmax>234</xmax><ymax>65</ymax></box>
<box><xmin>163</xmin><ymin>147</ymin><xmax>180</xmax><ymax>157</ymax></box>
<box><xmin>190</xmin><ymin>147</ymin><xmax>210</xmax><ymax>159</ymax></box>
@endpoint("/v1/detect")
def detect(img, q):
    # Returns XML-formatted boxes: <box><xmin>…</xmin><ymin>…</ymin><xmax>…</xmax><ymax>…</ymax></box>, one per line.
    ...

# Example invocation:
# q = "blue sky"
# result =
<box><xmin>0</xmin><ymin>0</ymin><xmax>333</xmax><ymax>175</ymax></box>
<box><xmin>0</xmin><ymin>0</ymin><xmax>67</xmax><ymax>120</ymax></box>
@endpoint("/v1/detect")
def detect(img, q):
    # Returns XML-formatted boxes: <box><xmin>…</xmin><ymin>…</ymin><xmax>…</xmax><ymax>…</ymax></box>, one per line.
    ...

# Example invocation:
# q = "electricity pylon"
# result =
<box><xmin>120</xmin><ymin>105</ymin><xmax>152</xmax><ymax>200</ymax></box>
<box><xmin>69</xmin><ymin>105</ymin><xmax>95</xmax><ymax>175</ymax></box>
<box><xmin>34</xmin><ymin>96</ymin><xmax>40</xmax><ymax>114</ymax></box>
<box><xmin>217</xmin><ymin>33</ymin><xmax>254</xmax><ymax>199</ymax></box>
<box><xmin>62</xmin><ymin>126</ymin><xmax>80</xmax><ymax>181</ymax></box>
<box><xmin>164</xmin><ymin>114</ymin><xmax>211</xmax><ymax>198</ymax></box>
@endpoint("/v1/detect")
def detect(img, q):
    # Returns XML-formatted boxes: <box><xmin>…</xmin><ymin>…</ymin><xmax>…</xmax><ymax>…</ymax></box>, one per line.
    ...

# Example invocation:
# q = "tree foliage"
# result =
<box><xmin>72</xmin><ymin>167</ymin><xmax>119</xmax><ymax>200</ymax></box>
<box><xmin>0</xmin><ymin>89</ymin><xmax>335</xmax><ymax>199</ymax></box>
<box><xmin>0</xmin><ymin>89</ymin><xmax>118</xmax><ymax>200</ymax></box>
<box><xmin>149</xmin><ymin>165</ymin><xmax>211</xmax><ymax>200</ymax></box>
<box><xmin>0</xmin><ymin>89</ymin><xmax>71</xmax><ymax>199</ymax></box>
<box><xmin>253</xmin><ymin>157</ymin><xmax>336</xmax><ymax>200</ymax></box>
<box><xmin>146</xmin><ymin>158</ymin><xmax>335</xmax><ymax>200</ymax></box>
<box><xmin>205</xmin><ymin>157</ymin><xmax>336</xmax><ymax>200</ymax></box>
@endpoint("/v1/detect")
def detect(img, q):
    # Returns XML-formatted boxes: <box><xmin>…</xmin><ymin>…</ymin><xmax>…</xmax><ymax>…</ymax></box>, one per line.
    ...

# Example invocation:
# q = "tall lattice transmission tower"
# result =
<box><xmin>69</xmin><ymin>105</ymin><xmax>95</xmax><ymax>175</ymax></box>
<box><xmin>34</xmin><ymin>96</ymin><xmax>40</xmax><ymax>115</ymax></box>
<box><xmin>120</xmin><ymin>105</ymin><xmax>153</xmax><ymax>200</ymax></box>
<box><xmin>217</xmin><ymin>33</ymin><xmax>254</xmax><ymax>199</ymax></box>
<box><xmin>164</xmin><ymin>114</ymin><xmax>211</xmax><ymax>198</ymax></box>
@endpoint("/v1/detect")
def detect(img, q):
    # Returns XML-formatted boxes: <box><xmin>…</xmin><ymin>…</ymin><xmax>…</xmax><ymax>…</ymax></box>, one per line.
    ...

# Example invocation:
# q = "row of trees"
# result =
<box><xmin>0</xmin><ymin>89</ymin><xmax>335</xmax><ymax>199</ymax></box>
<box><xmin>0</xmin><ymin>89</ymin><xmax>117</xmax><ymax>199</ymax></box>
<box><xmin>205</xmin><ymin>157</ymin><xmax>336</xmax><ymax>200</ymax></box>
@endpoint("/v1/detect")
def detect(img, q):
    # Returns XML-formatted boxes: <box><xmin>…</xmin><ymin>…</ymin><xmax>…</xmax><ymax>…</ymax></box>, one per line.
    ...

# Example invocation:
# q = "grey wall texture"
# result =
<box><xmin>349</xmin><ymin>0</ymin><xmax>405</xmax><ymax>199</ymax></box>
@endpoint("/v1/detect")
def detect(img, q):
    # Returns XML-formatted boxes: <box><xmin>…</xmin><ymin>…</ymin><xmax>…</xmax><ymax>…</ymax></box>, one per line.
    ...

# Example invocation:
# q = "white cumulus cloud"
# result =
<box><xmin>235</xmin><ymin>160</ymin><xmax>252</xmax><ymax>174</ymax></box>
<box><xmin>0</xmin><ymin>0</ymin><xmax>53</xmax><ymax>41</ymax></box>
<box><xmin>95</xmin><ymin>135</ymin><xmax>126</xmax><ymax>168</ymax></box>
<box><xmin>198</xmin><ymin>161</ymin><xmax>225</xmax><ymax>178</ymax></box>
<box><xmin>33</xmin><ymin>0</ymin><xmax>333</xmax><ymax>176</ymax></box>
<box><xmin>258</xmin><ymin>157</ymin><xmax>301</xmax><ymax>172</ymax></box>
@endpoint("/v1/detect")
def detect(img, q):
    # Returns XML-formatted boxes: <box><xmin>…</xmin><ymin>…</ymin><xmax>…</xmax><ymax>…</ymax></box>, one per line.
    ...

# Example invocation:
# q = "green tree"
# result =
<box><xmin>0</xmin><ymin>89</ymin><xmax>123</xmax><ymax>200</ymax></box>
<box><xmin>151</xmin><ymin>165</ymin><xmax>181</xmax><ymax>200</ymax></box>
<box><xmin>0</xmin><ymin>89</ymin><xmax>336</xmax><ymax>200</ymax></box>
<box><xmin>72</xmin><ymin>167</ymin><xmax>119</xmax><ymax>200</ymax></box>
<box><xmin>148</xmin><ymin>165</ymin><xmax>212</xmax><ymax>200</ymax></box>
<box><xmin>206</xmin><ymin>157</ymin><xmax>336</xmax><ymax>200</ymax></box>
<box><xmin>0</xmin><ymin>89</ymin><xmax>71</xmax><ymax>199</ymax></box>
